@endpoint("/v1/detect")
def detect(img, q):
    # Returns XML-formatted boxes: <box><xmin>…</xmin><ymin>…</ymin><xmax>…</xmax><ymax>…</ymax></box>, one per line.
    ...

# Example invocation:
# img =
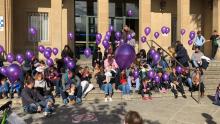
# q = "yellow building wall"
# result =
<box><xmin>150</xmin><ymin>12</ymin><xmax>171</xmax><ymax>51</ymax></box>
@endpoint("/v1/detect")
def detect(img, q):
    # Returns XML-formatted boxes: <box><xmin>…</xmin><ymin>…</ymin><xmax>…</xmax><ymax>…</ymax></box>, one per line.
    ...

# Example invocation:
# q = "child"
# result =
<box><xmin>214</xmin><ymin>83</ymin><xmax>220</xmax><ymax>105</ymax></box>
<box><xmin>119</xmin><ymin>70</ymin><xmax>130</xmax><ymax>100</ymax></box>
<box><xmin>0</xmin><ymin>77</ymin><xmax>9</xmax><ymax>99</ymax></box>
<box><xmin>140</xmin><ymin>77</ymin><xmax>152</xmax><ymax>100</ymax></box>
<box><xmin>9</xmin><ymin>79</ymin><xmax>22</xmax><ymax>98</ymax></box>
<box><xmin>170</xmin><ymin>68</ymin><xmax>187</xmax><ymax>99</ymax></box>
<box><xmin>34</xmin><ymin>72</ymin><xmax>50</xmax><ymax>96</ymax></box>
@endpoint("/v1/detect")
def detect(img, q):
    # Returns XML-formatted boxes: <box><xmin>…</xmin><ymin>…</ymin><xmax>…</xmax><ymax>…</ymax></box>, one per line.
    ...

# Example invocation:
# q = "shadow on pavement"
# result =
<box><xmin>207</xmin><ymin>95</ymin><xmax>215</xmax><ymax>102</ymax></box>
<box><xmin>19</xmin><ymin>99</ymin><xmax>127</xmax><ymax>124</ymax></box>
<box><xmin>202</xmin><ymin>113</ymin><xmax>217</xmax><ymax>124</ymax></box>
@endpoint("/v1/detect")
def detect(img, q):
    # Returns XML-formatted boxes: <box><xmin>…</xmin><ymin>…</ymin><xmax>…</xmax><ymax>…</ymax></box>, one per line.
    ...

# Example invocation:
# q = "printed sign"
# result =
<box><xmin>0</xmin><ymin>16</ymin><xmax>4</xmax><ymax>31</ymax></box>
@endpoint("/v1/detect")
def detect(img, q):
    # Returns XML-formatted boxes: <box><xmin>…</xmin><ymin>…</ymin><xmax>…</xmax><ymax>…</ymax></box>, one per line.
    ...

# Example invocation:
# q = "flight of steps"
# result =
<box><xmin>84</xmin><ymin>61</ymin><xmax>220</xmax><ymax>101</ymax></box>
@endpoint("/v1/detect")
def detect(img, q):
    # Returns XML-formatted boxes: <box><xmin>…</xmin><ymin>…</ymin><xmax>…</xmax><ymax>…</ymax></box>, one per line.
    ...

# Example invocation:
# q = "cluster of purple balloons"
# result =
<box><xmin>147</xmin><ymin>70</ymin><xmax>170</xmax><ymax>83</ymax></box>
<box><xmin>149</xmin><ymin>49</ymin><xmax>161</xmax><ymax>64</ymax></box>
<box><xmin>0</xmin><ymin>64</ymin><xmax>22</xmax><ymax>83</ymax></box>
<box><xmin>161</xmin><ymin>26</ymin><xmax>170</xmax><ymax>35</ymax></box>
<box><xmin>38</xmin><ymin>45</ymin><xmax>59</xmax><ymax>57</ymax></box>
<box><xmin>64</xmin><ymin>57</ymin><xmax>75</xmax><ymax>70</ymax></box>
<box><xmin>187</xmin><ymin>31</ymin><xmax>196</xmax><ymax>45</ymax></box>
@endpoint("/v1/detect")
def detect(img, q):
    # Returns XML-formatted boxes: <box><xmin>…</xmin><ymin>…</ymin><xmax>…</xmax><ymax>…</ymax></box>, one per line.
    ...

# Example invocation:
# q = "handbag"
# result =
<box><xmin>192</xmin><ymin>44</ymin><xmax>196</xmax><ymax>50</ymax></box>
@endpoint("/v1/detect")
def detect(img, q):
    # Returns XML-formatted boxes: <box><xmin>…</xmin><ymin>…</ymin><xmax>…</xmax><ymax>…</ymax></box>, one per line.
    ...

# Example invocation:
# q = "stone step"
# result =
<box><xmin>204</xmin><ymin>79</ymin><xmax>220</xmax><ymax>83</ymax></box>
<box><xmin>204</xmin><ymin>71</ymin><xmax>220</xmax><ymax>75</ymax></box>
<box><xmin>206</xmin><ymin>67</ymin><xmax>220</xmax><ymax>71</ymax></box>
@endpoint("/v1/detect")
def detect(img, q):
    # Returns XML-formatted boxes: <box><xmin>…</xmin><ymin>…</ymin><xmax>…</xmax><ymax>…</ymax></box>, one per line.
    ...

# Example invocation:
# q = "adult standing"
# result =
<box><xmin>194</xmin><ymin>31</ymin><xmax>205</xmax><ymax>52</ymax></box>
<box><xmin>122</xmin><ymin>25</ymin><xmax>136</xmax><ymax>47</ymax></box>
<box><xmin>92</xmin><ymin>47</ymin><xmax>102</xmax><ymax>67</ymax></box>
<box><xmin>61</xmin><ymin>45</ymin><xmax>74</xmax><ymax>59</ymax></box>
<box><xmin>210</xmin><ymin>30</ymin><xmax>219</xmax><ymax>59</ymax></box>
<box><xmin>175</xmin><ymin>41</ymin><xmax>190</xmax><ymax>67</ymax></box>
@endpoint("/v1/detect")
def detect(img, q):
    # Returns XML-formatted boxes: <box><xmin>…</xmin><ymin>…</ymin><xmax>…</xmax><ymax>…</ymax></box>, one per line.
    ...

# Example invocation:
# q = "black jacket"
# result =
<box><xmin>175</xmin><ymin>44</ymin><xmax>190</xmax><ymax>66</ymax></box>
<box><xmin>21</xmin><ymin>87</ymin><xmax>45</xmax><ymax>106</ymax></box>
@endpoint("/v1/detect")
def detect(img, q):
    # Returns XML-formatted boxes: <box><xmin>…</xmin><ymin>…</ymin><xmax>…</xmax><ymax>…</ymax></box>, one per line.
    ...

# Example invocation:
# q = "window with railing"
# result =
<box><xmin>27</xmin><ymin>12</ymin><xmax>49</xmax><ymax>42</ymax></box>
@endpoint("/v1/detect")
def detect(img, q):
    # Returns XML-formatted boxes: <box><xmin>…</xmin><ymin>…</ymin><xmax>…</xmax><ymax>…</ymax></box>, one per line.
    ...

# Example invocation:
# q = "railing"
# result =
<box><xmin>149</xmin><ymin>40</ymin><xmax>201</xmax><ymax>104</ymax></box>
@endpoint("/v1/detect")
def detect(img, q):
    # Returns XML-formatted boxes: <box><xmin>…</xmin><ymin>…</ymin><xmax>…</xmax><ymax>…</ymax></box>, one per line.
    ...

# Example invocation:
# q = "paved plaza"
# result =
<box><xmin>3</xmin><ymin>96</ymin><xmax>219</xmax><ymax>124</ymax></box>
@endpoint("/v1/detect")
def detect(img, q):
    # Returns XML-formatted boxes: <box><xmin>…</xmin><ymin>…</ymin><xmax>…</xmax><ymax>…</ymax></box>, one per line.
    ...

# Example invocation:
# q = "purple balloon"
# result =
<box><xmin>16</xmin><ymin>54</ymin><xmax>24</xmax><ymax>64</ymax></box>
<box><xmin>6</xmin><ymin>64</ymin><xmax>22</xmax><ymax>83</ymax></box>
<box><xmin>147</xmin><ymin>70</ymin><xmax>155</xmax><ymax>79</ymax></box>
<box><xmin>106</xmin><ymin>31</ymin><xmax>111</xmax><ymax>37</ymax></box>
<box><xmin>68</xmin><ymin>32</ymin><xmax>74</xmax><ymax>41</ymax></box>
<box><xmin>181</xmin><ymin>29</ymin><xmax>186</xmax><ymax>36</ymax></box>
<box><xmin>102</xmin><ymin>40</ymin><xmax>110</xmax><ymax>49</ymax></box>
<box><xmin>115</xmin><ymin>31</ymin><xmax>121</xmax><ymax>40</ymax></box>
<box><xmin>64</xmin><ymin>57</ymin><xmax>71</xmax><ymax>64</ymax></box>
<box><xmin>115</xmin><ymin>44</ymin><xmax>136</xmax><ymax>69</ymax></box>
<box><xmin>67</xmin><ymin>60</ymin><xmax>75</xmax><ymax>70</ymax></box>
<box><xmin>161</xmin><ymin>26</ymin><xmax>167</xmax><ymax>34</ymax></box>
<box><xmin>127</xmin><ymin>10</ymin><xmax>133</xmax><ymax>17</ymax></box>
<box><xmin>133</xmin><ymin>69</ymin><xmax>139</xmax><ymax>79</ymax></box>
<box><xmin>127</xmin><ymin>34</ymin><xmax>132</xmax><ymax>41</ymax></box>
<box><xmin>149</xmin><ymin>49</ymin><xmax>156</xmax><ymax>57</ymax></box>
<box><xmin>96</xmin><ymin>33</ymin><xmax>102</xmax><ymax>41</ymax></box>
<box><xmin>154</xmin><ymin>32</ymin><xmax>160</xmax><ymax>39</ymax></box>
<box><xmin>84</xmin><ymin>48</ymin><xmax>92</xmax><ymax>58</ymax></box>
<box><xmin>188</xmin><ymin>40</ymin><xmax>193</xmax><ymax>45</ymax></box>
<box><xmin>44</xmin><ymin>50</ymin><xmax>51</xmax><ymax>59</ymax></box>
<box><xmin>25</xmin><ymin>50</ymin><xmax>34</xmax><ymax>61</ymax></box>
<box><xmin>189</xmin><ymin>31</ymin><xmax>196</xmax><ymax>40</ymax></box>
<box><xmin>46</xmin><ymin>58</ymin><xmax>54</xmax><ymax>67</ymax></box>
<box><xmin>141</xmin><ymin>36</ymin><xmax>147</xmax><ymax>43</ymax></box>
<box><xmin>109</xmin><ymin>25</ymin><xmax>114</xmax><ymax>32</ymax></box>
<box><xmin>105</xmin><ymin>35</ymin><xmax>110</xmax><ymax>41</ymax></box>
<box><xmin>176</xmin><ymin>66</ymin><xmax>183</xmax><ymax>74</ymax></box>
<box><xmin>29</xmin><ymin>27</ymin><xmax>37</xmax><ymax>36</ymax></box>
<box><xmin>162</xmin><ymin>73</ymin><xmax>169</xmax><ymax>81</ymax></box>
<box><xmin>96</xmin><ymin>39</ymin><xmax>101</xmax><ymax>45</ymax></box>
<box><xmin>0</xmin><ymin>45</ymin><xmax>4</xmax><ymax>54</ymax></box>
<box><xmin>0</xmin><ymin>66</ymin><xmax>7</xmax><ymax>76</ymax></box>
<box><xmin>152</xmin><ymin>52</ymin><xmax>161</xmax><ymax>64</ymax></box>
<box><xmin>6</xmin><ymin>53</ymin><xmax>15</xmax><ymax>63</ymax></box>
<box><xmin>166</xmin><ymin>27</ymin><xmax>170</xmax><ymax>34</ymax></box>
<box><xmin>144</xmin><ymin>27</ymin><xmax>151</xmax><ymax>36</ymax></box>
<box><xmin>154</xmin><ymin>75</ymin><xmax>161</xmax><ymax>83</ymax></box>
<box><xmin>120</xmin><ymin>39</ymin><xmax>125</xmax><ymax>44</ymax></box>
<box><xmin>46</xmin><ymin>47</ymin><xmax>52</xmax><ymax>53</ymax></box>
<box><xmin>52</xmin><ymin>48</ymin><xmax>59</xmax><ymax>55</ymax></box>
<box><xmin>38</xmin><ymin>45</ymin><xmax>45</xmax><ymax>53</ymax></box>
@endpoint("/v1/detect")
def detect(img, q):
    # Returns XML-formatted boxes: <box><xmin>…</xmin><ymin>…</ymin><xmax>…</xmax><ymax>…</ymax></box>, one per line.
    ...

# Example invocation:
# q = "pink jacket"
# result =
<box><xmin>104</xmin><ymin>59</ymin><xmax>118</xmax><ymax>71</ymax></box>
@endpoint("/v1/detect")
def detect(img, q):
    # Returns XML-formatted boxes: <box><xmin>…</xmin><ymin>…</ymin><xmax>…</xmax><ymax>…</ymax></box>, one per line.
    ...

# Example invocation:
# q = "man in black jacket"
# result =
<box><xmin>210</xmin><ymin>30</ymin><xmax>219</xmax><ymax>59</ymax></box>
<box><xmin>21</xmin><ymin>77</ymin><xmax>54</xmax><ymax>116</ymax></box>
<box><xmin>175</xmin><ymin>41</ymin><xmax>190</xmax><ymax>67</ymax></box>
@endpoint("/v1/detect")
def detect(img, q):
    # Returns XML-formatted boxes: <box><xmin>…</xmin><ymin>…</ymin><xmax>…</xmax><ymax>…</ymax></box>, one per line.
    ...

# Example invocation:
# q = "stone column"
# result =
<box><xmin>62</xmin><ymin>0</ymin><xmax>74</xmax><ymax>54</ymax></box>
<box><xmin>177</xmin><ymin>0</ymin><xmax>192</xmax><ymax>55</ymax></box>
<box><xmin>97</xmin><ymin>0</ymin><xmax>109</xmax><ymax>53</ymax></box>
<box><xmin>51</xmin><ymin>0</ymin><xmax>62</xmax><ymax>57</ymax></box>
<box><xmin>213</xmin><ymin>0</ymin><xmax>220</xmax><ymax>32</ymax></box>
<box><xmin>139</xmin><ymin>0</ymin><xmax>151</xmax><ymax>51</ymax></box>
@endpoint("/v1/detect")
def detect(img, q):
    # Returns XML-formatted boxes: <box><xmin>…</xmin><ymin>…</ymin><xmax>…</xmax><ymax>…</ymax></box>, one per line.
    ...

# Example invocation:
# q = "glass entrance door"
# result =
<box><xmin>75</xmin><ymin>16</ymin><xmax>97</xmax><ymax>56</ymax></box>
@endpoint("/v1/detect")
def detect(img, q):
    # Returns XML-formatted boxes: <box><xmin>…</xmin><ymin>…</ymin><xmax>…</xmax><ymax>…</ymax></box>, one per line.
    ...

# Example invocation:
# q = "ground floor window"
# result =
<box><xmin>27</xmin><ymin>12</ymin><xmax>49</xmax><ymax>42</ymax></box>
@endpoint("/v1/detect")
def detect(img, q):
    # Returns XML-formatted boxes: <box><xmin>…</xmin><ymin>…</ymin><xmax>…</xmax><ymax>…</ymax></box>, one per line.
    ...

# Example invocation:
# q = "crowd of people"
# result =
<box><xmin>1</xmin><ymin>27</ymin><xmax>220</xmax><ymax>117</ymax></box>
